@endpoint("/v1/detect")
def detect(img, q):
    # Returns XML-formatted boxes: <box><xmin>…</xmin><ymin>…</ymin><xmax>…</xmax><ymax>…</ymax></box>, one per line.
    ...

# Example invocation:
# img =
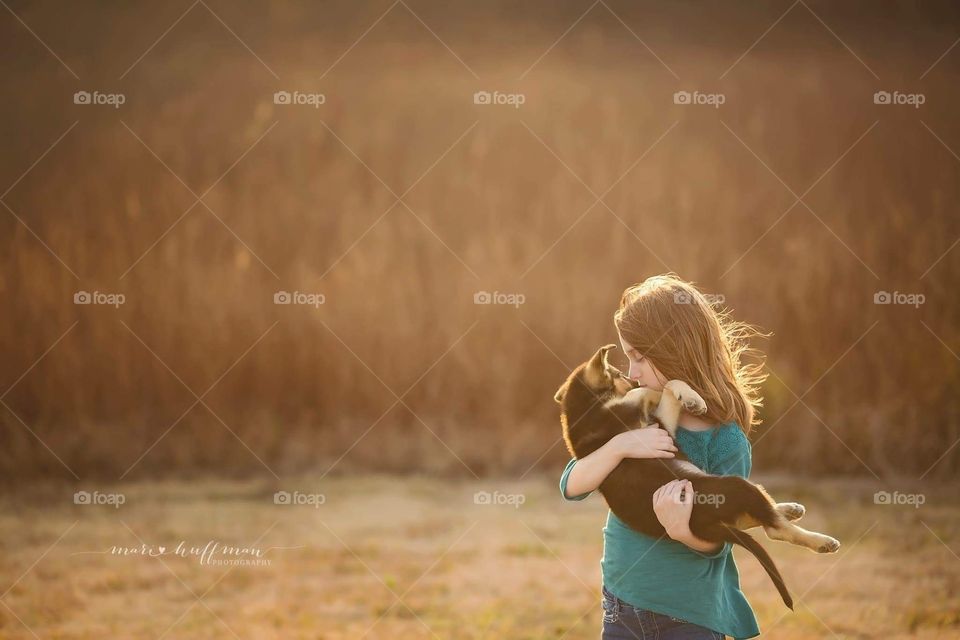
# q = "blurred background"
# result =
<box><xmin>2</xmin><ymin>1</ymin><xmax>959</xmax><ymax>638</ymax></box>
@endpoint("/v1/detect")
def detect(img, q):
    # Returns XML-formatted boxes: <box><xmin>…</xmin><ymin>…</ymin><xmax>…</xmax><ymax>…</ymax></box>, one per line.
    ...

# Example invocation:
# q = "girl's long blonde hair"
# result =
<box><xmin>613</xmin><ymin>274</ymin><xmax>768</xmax><ymax>434</ymax></box>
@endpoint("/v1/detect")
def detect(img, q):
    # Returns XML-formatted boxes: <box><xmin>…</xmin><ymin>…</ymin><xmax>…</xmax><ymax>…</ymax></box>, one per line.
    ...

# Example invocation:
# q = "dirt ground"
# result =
<box><xmin>1</xmin><ymin>474</ymin><xmax>957</xmax><ymax>639</ymax></box>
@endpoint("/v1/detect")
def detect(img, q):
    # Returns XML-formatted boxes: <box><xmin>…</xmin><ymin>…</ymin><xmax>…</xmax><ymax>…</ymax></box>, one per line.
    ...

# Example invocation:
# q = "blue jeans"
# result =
<box><xmin>601</xmin><ymin>585</ymin><xmax>725</xmax><ymax>639</ymax></box>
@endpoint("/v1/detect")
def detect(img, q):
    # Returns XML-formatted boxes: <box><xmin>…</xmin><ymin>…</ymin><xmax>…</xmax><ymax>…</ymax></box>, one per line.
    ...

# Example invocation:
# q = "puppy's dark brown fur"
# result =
<box><xmin>555</xmin><ymin>345</ymin><xmax>842</xmax><ymax>610</ymax></box>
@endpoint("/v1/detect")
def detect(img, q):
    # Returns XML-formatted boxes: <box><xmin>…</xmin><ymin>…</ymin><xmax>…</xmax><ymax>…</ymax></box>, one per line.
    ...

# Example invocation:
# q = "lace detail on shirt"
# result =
<box><xmin>675</xmin><ymin>429</ymin><xmax>711</xmax><ymax>469</ymax></box>
<box><xmin>710</xmin><ymin>424</ymin><xmax>747</xmax><ymax>467</ymax></box>
<box><xmin>675</xmin><ymin>423</ymin><xmax>747</xmax><ymax>474</ymax></box>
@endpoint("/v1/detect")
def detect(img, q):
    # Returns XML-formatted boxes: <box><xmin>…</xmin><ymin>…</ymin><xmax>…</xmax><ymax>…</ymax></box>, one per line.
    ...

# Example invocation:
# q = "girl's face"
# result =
<box><xmin>618</xmin><ymin>335</ymin><xmax>667</xmax><ymax>391</ymax></box>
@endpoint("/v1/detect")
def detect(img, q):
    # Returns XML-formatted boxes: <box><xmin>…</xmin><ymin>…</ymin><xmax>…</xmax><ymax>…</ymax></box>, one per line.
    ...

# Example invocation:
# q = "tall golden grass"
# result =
<box><xmin>1</xmin><ymin>1</ymin><xmax>958</xmax><ymax>480</ymax></box>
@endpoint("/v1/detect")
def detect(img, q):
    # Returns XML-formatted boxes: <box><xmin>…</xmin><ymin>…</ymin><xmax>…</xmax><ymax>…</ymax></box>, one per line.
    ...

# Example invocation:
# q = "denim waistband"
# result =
<box><xmin>602</xmin><ymin>585</ymin><xmax>636</xmax><ymax>612</ymax></box>
<box><xmin>602</xmin><ymin>585</ymin><xmax>685</xmax><ymax>623</ymax></box>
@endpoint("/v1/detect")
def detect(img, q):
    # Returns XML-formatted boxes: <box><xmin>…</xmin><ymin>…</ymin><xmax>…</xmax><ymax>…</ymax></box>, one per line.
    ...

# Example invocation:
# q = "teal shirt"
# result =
<box><xmin>560</xmin><ymin>423</ymin><xmax>760</xmax><ymax>640</ymax></box>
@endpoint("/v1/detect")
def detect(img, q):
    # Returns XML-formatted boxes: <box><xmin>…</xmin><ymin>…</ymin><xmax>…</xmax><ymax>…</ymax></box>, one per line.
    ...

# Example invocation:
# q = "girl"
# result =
<box><xmin>560</xmin><ymin>274</ymin><xmax>767</xmax><ymax>640</ymax></box>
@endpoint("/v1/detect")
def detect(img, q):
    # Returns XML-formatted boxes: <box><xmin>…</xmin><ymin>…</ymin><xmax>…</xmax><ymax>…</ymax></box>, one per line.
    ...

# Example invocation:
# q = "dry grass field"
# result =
<box><xmin>2</xmin><ymin>1</ymin><xmax>960</xmax><ymax>481</ymax></box>
<box><xmin>1</xmin><ymin>475</ymin><xmax>958</xmax><ymax>639</ymax></box>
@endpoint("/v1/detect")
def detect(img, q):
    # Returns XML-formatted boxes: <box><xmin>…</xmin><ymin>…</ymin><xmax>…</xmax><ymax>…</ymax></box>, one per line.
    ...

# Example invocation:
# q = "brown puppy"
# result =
<box><xmin>555</xmin><ymin>344</ymin><xmax>841</xmax><ymax>610</ymax></box>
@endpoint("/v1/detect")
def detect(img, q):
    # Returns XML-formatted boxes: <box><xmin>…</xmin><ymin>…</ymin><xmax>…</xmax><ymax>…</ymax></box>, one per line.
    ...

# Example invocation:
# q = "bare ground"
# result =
<box><xmin>1</xmin><ymin>475</ymin><xmax>958</xmax><ymax>639</ymax></box>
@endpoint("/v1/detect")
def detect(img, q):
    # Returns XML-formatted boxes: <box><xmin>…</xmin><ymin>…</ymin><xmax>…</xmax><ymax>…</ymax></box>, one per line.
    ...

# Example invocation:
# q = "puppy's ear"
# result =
<box><xmin>583</xmin><ymin>344</ymin><xmax>617</xmax><ymax>390</ymax></box>
<box><xmin>554</xmin><ymin>383</ymin><xmax>567</xmax><ymax>404</ymax></box>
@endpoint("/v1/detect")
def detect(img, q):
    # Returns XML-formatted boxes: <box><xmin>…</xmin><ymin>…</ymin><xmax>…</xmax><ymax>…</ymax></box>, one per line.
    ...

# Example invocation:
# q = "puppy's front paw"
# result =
<box><xmin>664</xmin><ymin>380</ymin><xmax>707</xmax><ymax>415</ymax></box>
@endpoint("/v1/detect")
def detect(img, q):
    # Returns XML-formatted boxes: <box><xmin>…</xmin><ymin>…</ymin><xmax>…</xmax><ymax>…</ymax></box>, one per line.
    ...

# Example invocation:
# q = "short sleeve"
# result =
<box><xmin>690</xmin><ymin>426</ymin><xmax>752</xmax><ymax>559</ymax></box>
<box><xmin>559</xmin><ymin>458</ymin><xmax>593</xmax><ymax>501</ymax></box>
<box><xmin>709</xmin><ymin>425</ymin><xmax>752</xmax><ymax>479</ymax></box>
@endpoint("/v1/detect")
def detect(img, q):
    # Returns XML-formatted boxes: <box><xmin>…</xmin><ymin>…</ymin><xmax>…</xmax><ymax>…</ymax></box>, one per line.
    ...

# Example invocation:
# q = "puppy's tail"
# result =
<box><xmin>710</xmin><ymin>524</ymin><xmax>793</xmax><ymax>610</ymax></box>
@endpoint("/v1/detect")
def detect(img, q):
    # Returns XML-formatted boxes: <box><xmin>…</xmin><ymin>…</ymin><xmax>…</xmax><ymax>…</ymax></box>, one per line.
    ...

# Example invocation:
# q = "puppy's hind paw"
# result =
<box><xmin>816</xmin><ymin>537</ymin><xmax>841</xmax><ymax>553</ymax></box>
<box><xmin>778</xmin><ymin>502</ymin><xmax>806</xmax><ymax>521</ymax></box>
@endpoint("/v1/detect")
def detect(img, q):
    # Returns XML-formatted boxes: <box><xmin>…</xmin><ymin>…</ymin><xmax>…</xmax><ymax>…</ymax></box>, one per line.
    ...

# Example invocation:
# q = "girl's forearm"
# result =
<box><xmin>564</xmin><ymin>440</ymin><xmax>623</xmax><ymax>497</ymax></box>
<box><xmin>568</xmin><ymin>444</ymin><xmax>723</xmax><ymax>554</ymax></box>
<box><xmin>670</xmin><ymin>528</ymin><xmax>723</xmax><ymax>554</ymax></box>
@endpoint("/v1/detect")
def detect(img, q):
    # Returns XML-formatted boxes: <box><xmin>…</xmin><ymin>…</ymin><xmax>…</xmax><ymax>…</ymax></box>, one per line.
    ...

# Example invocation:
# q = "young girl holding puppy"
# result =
<box><xmin>561</xmin><ymin>274</ymin><xmax>767</xmax><ymax>640</ymax></box>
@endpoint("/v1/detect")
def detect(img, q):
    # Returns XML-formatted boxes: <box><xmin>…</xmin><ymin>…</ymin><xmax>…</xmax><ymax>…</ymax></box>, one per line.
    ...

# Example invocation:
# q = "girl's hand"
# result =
<box><xmin>653</xmin><ymin>479</ymin><xmax>693</xmax><ymax>539</ymax></box>
<box><xmin>610</xmin><ymin>428</ymin><xmax>678</xmax><ymax>460</ymax></box>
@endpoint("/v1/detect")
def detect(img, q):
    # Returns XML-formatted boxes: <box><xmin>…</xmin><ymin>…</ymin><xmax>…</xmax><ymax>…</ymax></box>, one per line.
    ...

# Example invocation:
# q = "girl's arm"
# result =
<box><xmin>653</xmin><ymin>479</ymin><xmax>722</xmax><ymax>553</ymax></box>
<box><xmin>563</xmin><ymin>439</ymin><xmax>622</xmax><ymax>498</ymax></box>
<box><xmin>675</xmin><ymin>532</ymin><xmax>722</xmax><ymax>554</ymax></box>
<box><xmin>564</xmin><ymin>428</ymin><xmax>678</xmax><ymax>498</ymax></box>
